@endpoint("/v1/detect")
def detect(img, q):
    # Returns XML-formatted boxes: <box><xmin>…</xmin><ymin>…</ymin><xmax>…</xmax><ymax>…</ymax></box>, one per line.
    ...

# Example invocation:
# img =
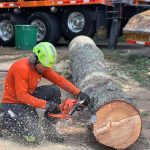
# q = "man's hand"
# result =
<box><xmin>77</xmin><ymin>92</ymin><xmax>90</xmax><ymax>107</ymax></box>
<box><xmin>45</xmin><ymin>101</ymin><xmax>60</xmax><ymax>114</ymax></box>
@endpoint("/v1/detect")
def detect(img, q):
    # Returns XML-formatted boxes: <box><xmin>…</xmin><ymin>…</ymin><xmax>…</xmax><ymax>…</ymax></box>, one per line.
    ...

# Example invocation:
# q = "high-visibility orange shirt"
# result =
<box><xmin>2</xmin><ymin>58</ymin><xmax>80</xmax><ymax>109</ymax></box>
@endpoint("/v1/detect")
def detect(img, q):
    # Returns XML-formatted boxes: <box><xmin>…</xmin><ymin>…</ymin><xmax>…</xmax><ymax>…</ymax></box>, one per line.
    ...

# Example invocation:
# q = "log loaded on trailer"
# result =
<box><xmin>123</xmin><ymin>9</ymin><xmax>150</xmax><ymax>46</ymax></box>
<box><xmin>0</xmin><ymin>0</ymin><xmax>149</xmax><ymax>48</ymax></box>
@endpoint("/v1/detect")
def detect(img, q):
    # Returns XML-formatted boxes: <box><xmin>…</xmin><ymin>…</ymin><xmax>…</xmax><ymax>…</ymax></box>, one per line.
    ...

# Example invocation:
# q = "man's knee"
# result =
<box><xmin>50</xmin><ymin>85</ymin><xmax>61</xmax><ymax>98</ymax></box>
<box><xmin>33</xmin><ymin>85</ymin><xmax>61</xmax><ymax>102</ymax></box>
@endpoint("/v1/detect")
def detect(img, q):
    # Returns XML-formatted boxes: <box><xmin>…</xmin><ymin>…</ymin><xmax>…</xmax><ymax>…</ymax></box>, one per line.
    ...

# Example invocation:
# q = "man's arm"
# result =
<box><xmin>42</xmin><ymin>69</ymin><xmax>80</xmax><ymax>96</ymax></box>
<box><xmin>14</xmin><ymin>69</ymin><xmax>46</xmax><ymax>109</ymax></box>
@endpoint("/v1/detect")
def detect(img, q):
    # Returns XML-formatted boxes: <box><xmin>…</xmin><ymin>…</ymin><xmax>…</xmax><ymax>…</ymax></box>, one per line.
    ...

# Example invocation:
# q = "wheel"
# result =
<box><xmin>0</xmin><ymin>13</ymin><xmax>25</xmax><ymax>46</ymax></box>
<box><xmin>26</xmin><ymin>12</ymin><xmax>62</xmax><ymax>44</ymax></box>
<box><xmin>62</xmin><ymin>8</ymin><xmax>95</xmax><ymax>41</ymax></box>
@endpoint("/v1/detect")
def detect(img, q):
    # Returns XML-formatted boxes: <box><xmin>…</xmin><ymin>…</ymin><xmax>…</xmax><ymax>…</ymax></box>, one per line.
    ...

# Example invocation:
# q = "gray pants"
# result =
<box><xmin>2</xmin><ymin>85</ymin><xmax>61</xmax><ymax>143</ymax></box>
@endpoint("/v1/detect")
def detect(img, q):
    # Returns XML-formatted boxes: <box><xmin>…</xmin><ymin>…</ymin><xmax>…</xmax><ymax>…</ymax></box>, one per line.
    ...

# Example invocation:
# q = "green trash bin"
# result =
<box><xmin>15</xmin><ymin>25</ymin><xmax>37</xmax><ymax>50</ymax></box>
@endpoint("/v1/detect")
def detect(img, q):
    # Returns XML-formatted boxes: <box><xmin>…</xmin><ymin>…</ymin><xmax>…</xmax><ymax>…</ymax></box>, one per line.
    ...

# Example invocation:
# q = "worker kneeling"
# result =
<box><xmin>1</xmin><ymin>42</ymin><xmax>90</xmax><ymax>144</ymax></box>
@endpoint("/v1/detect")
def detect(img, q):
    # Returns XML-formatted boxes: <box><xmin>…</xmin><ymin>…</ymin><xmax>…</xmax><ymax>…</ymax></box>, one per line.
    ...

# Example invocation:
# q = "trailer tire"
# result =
<box><xmin>0</xmin><ymin>13</ymin><xmax>25</xmax><ymax>46</ymax></box>
<box><xmin>62</xmin><ymin>8</ymin><xmax>95</xmax><ymax>41</ymax></box>
<box><xmin>26</xmin><ymin>12</ymin><xmax>61</xmax><ymax>44</ymax></box>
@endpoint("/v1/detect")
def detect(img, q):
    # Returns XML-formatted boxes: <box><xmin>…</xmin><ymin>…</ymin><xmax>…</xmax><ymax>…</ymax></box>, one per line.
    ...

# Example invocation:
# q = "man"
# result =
<box><xmin>1</xmin><ymin>42</ymin><xmax>90</xmax><ymax>144</ymax></box>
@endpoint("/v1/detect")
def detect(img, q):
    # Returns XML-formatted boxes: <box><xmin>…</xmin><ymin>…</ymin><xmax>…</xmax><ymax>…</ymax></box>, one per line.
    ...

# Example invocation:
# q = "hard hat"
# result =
<box><xmin>33</xmin><ymin>42</ymin><xmax>57</xmax><ymax>67</ymax></box>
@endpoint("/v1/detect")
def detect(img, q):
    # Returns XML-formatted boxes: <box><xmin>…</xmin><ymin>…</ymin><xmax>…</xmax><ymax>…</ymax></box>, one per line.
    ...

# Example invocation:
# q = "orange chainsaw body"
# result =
<box><xmin>48</xmin><ymin>98</ymin><xmax>78</xmax><ymax>119</ymax></box>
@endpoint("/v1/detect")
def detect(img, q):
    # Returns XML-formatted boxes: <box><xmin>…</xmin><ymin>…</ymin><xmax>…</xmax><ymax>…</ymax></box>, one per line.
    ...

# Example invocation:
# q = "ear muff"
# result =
<box><xmin>29</xmin><ymin>53</ymin><xmax>38</xmax><ymax>64</ymax></box>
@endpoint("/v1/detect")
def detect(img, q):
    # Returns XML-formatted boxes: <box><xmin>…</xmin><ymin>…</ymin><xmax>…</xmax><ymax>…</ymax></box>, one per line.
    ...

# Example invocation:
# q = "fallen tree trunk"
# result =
<box><xmin>69</xmin><ymin>36</ymin><xmax>142</xmax><ymax>149</ymax></box>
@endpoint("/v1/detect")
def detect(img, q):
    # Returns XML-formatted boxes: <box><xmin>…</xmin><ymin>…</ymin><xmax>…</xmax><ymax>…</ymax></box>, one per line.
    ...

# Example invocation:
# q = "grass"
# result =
<box><xmin>118</xmin><ymin>36</ymin><xmax>126</xmax><ymax>43</ymax></box>
<box><xmin>103</xmin><ymin>50</ymin><xmax>150</xmax><ymax>89</ymax></box>
<box><xmin>141</xmin><ymin>111</ymin><xmax>149</xmax><ymax>117</ymax></box>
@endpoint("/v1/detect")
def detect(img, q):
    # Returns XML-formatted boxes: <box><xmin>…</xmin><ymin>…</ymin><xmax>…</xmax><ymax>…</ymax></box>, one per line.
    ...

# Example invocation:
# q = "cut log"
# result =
<box><xmin>123</xmin><ymin>10</ymin><xmax>150</xmax><ymax>42</ymax></box>
<box><xmin>69</xmin><ymin>35</ymin><xmax>142</xmax><ymax>149</ymax></box>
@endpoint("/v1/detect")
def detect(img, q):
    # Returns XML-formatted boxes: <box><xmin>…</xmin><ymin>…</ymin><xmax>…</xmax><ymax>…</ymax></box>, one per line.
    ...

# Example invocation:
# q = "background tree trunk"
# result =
<box><xmin>69</xmin><ymin>36</ymin><xmax>142</xmax><ymax>149</ymax></box>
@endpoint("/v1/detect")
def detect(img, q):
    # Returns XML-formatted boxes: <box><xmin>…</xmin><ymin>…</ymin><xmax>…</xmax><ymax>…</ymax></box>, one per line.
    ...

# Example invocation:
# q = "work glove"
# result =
<box><xmin>45</xmin><ymin>101</ymin><xmax>60</xmax><ymax>114</ymax></box>
<box><xmin>76</xmin><ymin>92</ymin><xmax>90</xmax><ymax>110</ymax></box>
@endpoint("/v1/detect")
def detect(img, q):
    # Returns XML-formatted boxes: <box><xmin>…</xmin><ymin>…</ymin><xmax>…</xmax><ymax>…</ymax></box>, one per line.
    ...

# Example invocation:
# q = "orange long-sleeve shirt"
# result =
<box><xmin>2</xmin><ymin>58</ymin><xmax>80</xmax><ymax>109</ymax></box>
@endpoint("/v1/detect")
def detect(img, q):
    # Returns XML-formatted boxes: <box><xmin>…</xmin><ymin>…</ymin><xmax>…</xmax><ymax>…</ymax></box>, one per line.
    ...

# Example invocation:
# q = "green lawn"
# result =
<box><xmin>103</xmin><ymin>50</ymin><xmax>150</xmax><ymax>89</ymax></box>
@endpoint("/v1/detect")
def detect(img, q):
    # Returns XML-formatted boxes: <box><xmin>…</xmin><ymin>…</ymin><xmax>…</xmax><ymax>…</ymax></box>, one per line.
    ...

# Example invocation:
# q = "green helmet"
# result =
<box><xmin>33</xmin><ymin>42</ymin><xmax>57</xmax><ymax>67</ymax></box>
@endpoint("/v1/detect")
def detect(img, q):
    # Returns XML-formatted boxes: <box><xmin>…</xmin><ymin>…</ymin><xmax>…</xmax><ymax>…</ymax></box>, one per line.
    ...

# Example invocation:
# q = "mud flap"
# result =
<box><xmin>95</xmin><ymin>9</ymin><xmax>109</xmax><ymax>41</ymax></box>
<box><xmin>109</xmin><ymin>18</ymin><xmax>121</xmax><ymax>49</ymax></box>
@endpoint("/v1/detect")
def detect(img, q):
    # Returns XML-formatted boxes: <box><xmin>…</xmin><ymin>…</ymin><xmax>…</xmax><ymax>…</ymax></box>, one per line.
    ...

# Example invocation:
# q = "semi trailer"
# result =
<box><xmin>0</xmin><ymin>0</ymin><xmax>149</xmax><ymax>49</ymax></box>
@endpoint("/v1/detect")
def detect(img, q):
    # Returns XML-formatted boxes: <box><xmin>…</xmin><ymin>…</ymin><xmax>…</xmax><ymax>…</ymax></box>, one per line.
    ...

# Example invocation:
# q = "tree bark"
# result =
<box><xmin>69</xmin><ymin>35</ymin><xmax>142</xmax><ymax>149</ymax></box>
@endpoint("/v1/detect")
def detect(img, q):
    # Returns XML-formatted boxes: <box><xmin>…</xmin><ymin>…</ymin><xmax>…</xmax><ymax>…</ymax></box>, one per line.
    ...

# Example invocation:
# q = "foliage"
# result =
<box><xmin>141</xmin><ymin>111</ymin><xmax>149</xmax><ymax>117</ymax></box>
<box><xmin>118</xmin><ymin>36</ymin><xmax>126</xmax><ymax>43</ymax></box>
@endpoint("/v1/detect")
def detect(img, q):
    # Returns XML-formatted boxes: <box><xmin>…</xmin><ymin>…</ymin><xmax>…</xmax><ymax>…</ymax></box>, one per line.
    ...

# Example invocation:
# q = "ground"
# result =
<box><xmin>0</xmin><ymin>43</ymin><xmax>150</xmax><ymax>150</ymax></box>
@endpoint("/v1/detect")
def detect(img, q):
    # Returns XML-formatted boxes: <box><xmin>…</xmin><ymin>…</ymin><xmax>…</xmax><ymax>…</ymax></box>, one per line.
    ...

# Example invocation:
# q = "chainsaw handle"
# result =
<box><xmin>67</xmin><ymin>100</ymin><xmax>83</xmax><ymax>116</ymax></box>
<box><xmin>47</xmin><ymin>98</ymin><xmax>88</xmax><ymax>120</ymax></box>
<box><xmin>70</xmin><ymin>100</ymin><xmax>86</xmax><ymax>113</ymax></box>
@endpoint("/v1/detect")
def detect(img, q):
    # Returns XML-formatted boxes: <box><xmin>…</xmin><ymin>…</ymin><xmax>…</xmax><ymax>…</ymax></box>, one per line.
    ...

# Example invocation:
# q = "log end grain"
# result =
<box><xmin>93</xmin><ymin>100</ymin><xmax>142</xmax><ymax>149</ymax></box>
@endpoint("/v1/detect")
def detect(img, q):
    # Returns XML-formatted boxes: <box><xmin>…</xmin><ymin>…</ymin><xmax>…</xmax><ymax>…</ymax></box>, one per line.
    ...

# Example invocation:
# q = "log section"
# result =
<box><xmin>69</xmin><ymin>36</ymin><xmax>142</xmax><ymax>149</ymax></box>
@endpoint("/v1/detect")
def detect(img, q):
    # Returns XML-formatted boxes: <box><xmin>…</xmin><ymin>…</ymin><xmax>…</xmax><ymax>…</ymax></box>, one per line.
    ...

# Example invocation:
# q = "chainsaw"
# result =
<box><xmin>48</xmin><ymin>98</ymin><xmax>85</xmax><ymax>120</ymax></box>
